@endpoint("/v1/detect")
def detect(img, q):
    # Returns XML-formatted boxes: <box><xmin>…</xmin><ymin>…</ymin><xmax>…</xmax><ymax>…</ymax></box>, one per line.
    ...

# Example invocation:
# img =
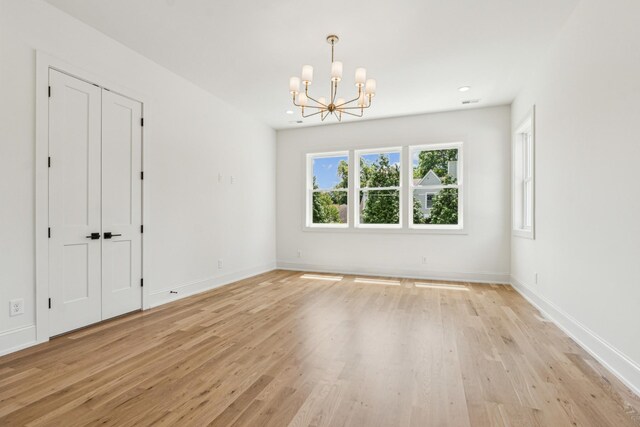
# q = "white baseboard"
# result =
<box><xmin>277</xmin><ymin>261</ymin><xmax>510</xmax><ymax>284</ymax></box>
<box><xmin>146</xmin><ymin>262</ymin><xmax>277</xmax><ymax>309</ymax></box>
<box><xmin>0</xmin><ymin>325</ymin><xmax>38</xmax><ymax>357</ymax></box>
<box><xmin>510</xmin><ymin>276</ymin><xmax>640</xmax><ymax>396</ymax></box>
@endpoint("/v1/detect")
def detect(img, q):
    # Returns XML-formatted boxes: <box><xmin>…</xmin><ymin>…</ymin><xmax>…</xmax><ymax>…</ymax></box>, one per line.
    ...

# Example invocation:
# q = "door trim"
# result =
<box><xmin>36</xmin><ymin>51</ymin><xmax>149</xmax><ymax>343</ymax></box>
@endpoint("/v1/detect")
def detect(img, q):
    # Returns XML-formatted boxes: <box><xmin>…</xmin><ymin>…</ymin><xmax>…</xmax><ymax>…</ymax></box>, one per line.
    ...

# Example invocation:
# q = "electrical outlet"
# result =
<box><xmin>297</xmin><ymin>249</ymin><xmax>302</xmax><ymax>258</ymax></box>
<box><xmin>230</xmin><ymin>175</ymin><xmax>235</xmax><ymax>184</ymax></box>
<box><xmin>218</xmin><ymin>259</ymin><xmax>224</xmax><ymax>269</ymax></box>
<box><xmin>421</xmin><ymin>256</ymin><xmax>427</xmax><ymax>265</ymax></box>
<box><xmin>10</xmin><ymin>299</ymin><xmax>24</xmax><ymax>316</ymax></box>
<box><xmin>218</xmin><ymin>173</ymin><xmax>223</xmax><ymax>183</ymax></box>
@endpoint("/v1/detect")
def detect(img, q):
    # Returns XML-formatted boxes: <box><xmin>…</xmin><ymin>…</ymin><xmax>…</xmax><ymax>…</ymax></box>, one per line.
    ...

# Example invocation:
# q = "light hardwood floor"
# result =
<box><xmin>0</xmin><ymin>270</ymin><xmax>638</xmax><ymax>426</ymax></box>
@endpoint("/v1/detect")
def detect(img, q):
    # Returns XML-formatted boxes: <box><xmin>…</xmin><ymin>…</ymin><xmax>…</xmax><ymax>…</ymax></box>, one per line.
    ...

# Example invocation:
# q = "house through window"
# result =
<box><xmin>410</xmin><ymin>143</ymin><xmax>463</xmax><ymax>228</ymax></box>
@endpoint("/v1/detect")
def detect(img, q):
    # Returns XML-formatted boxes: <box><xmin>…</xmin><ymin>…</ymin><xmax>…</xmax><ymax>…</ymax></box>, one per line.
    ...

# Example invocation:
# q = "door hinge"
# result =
<box><xmin>140</xmin><ymin>117</ymin><xmax>144</xmax><ymax>127</ymax></box>
<box><xmin>48</xmin><ymin>298</ymin><xmax>51</xmax><ymax>309</ymax></box>
<box><xmin>140</xmin><ymin>225</ymin><xmax>144</xmax><ymax>233</ymax></box>
<box><xmin>48</xmin><ymin>86</ymin><xmax>51</xmax><ymax>98</ymax></box>
<box><xmin>140</xmin><ymin>171</ymin><xmax>144</xmax><ymax>180</ymax></box>
<box><xmin>48</xmin><ymin>227</ymin><xmax>51</xmax><ymax>238</ymax></box>
<box><xmin>48</xmin><ymin>156</ymin><xmax>51</xmax><ymax>168</ymax></box>
<box><xmin>140</xmin><ymin>278</ymin><xmax>144</xmax><ymax>287</ymax></box>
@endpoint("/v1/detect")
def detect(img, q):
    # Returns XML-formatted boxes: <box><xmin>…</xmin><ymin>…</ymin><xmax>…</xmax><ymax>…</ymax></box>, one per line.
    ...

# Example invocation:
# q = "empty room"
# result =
<box><xmin>1</xmin><ymin>0</ymin><xmax>639</xmax><ymax>425</ymax></box>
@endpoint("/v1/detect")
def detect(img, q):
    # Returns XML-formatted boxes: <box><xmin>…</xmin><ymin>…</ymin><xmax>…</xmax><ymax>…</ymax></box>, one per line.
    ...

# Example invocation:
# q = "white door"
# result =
<box><xmin>101</xmin><ymin>89</ymin><xmax>143</xmax><ymax>318</ymax></box>
<box><xmin>48</xmin><ymin>69</ymin><xmax>103</xmax><ymax>336</ymax></box>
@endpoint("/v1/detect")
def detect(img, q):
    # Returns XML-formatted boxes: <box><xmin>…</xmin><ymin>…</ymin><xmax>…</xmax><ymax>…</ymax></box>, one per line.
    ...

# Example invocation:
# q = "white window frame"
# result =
<box><xmin>305</xmin><ymin>151</ymin><xmax>350</xmax><ymax>228</ymax></box>
<box><xmin>512</xmin><ymin>107</ymin><xmax>535</xmax><ymax>239</ymax></box>
<box><xmin>354</xmin><ymin>147</ymin><xmax>403</xmax><ymax>229</ymax></box>
<box><xmin>408</xmin><ymin>142</ymin><xmax>464</xmax><ymax>230</ymax></box>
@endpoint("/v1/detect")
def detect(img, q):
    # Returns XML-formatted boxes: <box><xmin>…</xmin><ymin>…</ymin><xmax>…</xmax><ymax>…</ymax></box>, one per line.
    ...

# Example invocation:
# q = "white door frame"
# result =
<box><xmin>35</xmin><ymin>51</ymin><xmax>150</xmax><ymax>344</ymax></box>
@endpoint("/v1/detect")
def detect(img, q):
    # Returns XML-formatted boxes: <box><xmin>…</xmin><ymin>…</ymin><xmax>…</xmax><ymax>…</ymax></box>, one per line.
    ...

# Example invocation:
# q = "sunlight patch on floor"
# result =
<box><xmin>414</xmin><ymin>282</ymin><xmax>469</xmax><ymax>291</ymax></box>
<box><xmin>300</xmin><ymin>274</ymin><xmax>344</xmax><ymax>281</ymax></box>
<box><xmin>354</xmin><ymin>277</ymin><xmax>401</xmax><ymax>286</ymax></box>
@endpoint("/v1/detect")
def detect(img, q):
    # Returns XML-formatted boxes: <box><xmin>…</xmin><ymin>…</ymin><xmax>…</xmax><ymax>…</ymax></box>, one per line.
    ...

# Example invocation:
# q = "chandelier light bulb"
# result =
<box><xmin>358</xmin><ymin>91</ymin><xmax>367</xmax><ymax>107</ymax></box>
<box><xmin>289</xmin><ymin>77</ymin><xmax>300</xmax><ymax>95</ymax></box>
<box><xmin>297</xmin><ymin>92</ymin><xmax>308</xmax><ymax>106</ymax></box>
<box><xmin>331</xmin><ymin>61</ymin><xmax>343</xmax><ymax>82</ymax></box>
<box><xmin>365</xmin><ymin>79</ymin><xmax>377</xmax><ymax>96</ymax></box>
<box><xmin>355</xmin><ymin>68</ymin><xmax>367</xmax><ymax>87</ymax></box>
<box><xmin>301</xmin><ymin>65</ymin><xmax>313</xmax><ymax>84</ymax></box>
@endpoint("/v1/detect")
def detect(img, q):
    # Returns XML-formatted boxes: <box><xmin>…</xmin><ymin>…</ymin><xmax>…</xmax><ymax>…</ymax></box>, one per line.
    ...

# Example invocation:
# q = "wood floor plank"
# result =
<box><xmin>0</xmin><ymin>269</ymin><xmax>637</xmax><ymax>426</ymax></box>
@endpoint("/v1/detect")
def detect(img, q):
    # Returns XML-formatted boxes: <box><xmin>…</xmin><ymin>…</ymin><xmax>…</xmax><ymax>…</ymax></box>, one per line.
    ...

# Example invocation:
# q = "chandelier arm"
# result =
<box><xmin>321</xmin><ymin>111</ymin><xmax>329</xmax><ymax>121</ymax></box>
<box><xmin>335</xmin><ymin>87</ymin><xmax>362</xmax><ymax>108</ymax></box>
<box><xmin>335</xmin><ymin>95</ymin><xmax>360</xmax><ymax>108</ymax></box>
<box><xmin>341</xmin><ymin>103</ymin><xmax>372</xmax><ymax>110</ymax></box>
<box><xmin>302</xmin><ymin>109</ymin><xmax>324</xmax><ymax>118</ymax></box>
<box><xmin>306</xmin><ymin>94</ymin><xmax>329</xmax><ymax>108</ymax></box>
<box><xmin>303</xmin><ymin>85</ymin><xmax>328</xmax><ymax>108</ymax></box>
<box><xmin>303</xmin><ymin>105</ymin><xmax>328</xmax><ymax>110</ymax></box>
<box><xmin>340</xmin><ymin>109</ymin><xmax>364</xmax><ymax>118</ymax></box>
<box><xmin>341</xmin><ymin>96</ymin><xmax>373</xmax><ymax>110</ymax></box>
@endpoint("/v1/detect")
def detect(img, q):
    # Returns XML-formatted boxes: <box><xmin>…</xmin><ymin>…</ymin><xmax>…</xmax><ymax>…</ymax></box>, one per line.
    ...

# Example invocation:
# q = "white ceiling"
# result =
<box><xmin>45</xmin><ymin>0</ymin><xmax>579</xmax><ymax>129</ymax></box>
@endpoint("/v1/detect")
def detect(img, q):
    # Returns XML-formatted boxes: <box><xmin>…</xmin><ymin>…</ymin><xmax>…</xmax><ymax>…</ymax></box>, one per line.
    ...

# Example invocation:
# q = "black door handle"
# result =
<box><xmin>104</xmin><ymin>232</ymin><xmax>122</xmax><ymax>239</ymax></box>
<box><xmin>85</xmin><ymin>232</ymin><xmax>100</xmax><ymax>240</ymax></box>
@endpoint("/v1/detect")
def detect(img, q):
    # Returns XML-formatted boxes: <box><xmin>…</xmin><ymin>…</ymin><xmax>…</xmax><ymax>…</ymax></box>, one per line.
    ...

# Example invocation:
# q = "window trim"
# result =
<box><xmin>354</xmin><ymin>146</ymin><xmax>403</xmax><ymax>229</ymax></box>
<box><xmin>512</xmin><ymin>107</ymin><xmax>535</xmax><ymax>239</ymax></box>
<box><xmin>302</xmin><ymin>143</ymin><xmax>467</xmax><ymax>235</ymax></box>
<box><xmin>408</xmin><ymin>142</ymin><xmax>464</xmax><ymax>230</ymax></box>
<box><xmin>306</xmin><ymin>151</ymin><xmax>350</xmax><ymax>228</ymax></box>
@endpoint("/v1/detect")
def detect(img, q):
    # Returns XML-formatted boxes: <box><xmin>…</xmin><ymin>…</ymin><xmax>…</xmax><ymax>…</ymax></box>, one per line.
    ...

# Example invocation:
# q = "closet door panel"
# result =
<box><xmin>101</xmin><ymin>90</ymin><xmax>143</xmax><ymax>319</ymax></box>
<box><xmin>48</xmin><ymin>69</ymin><xmax>103</xmax><ymax>336</ymax></box>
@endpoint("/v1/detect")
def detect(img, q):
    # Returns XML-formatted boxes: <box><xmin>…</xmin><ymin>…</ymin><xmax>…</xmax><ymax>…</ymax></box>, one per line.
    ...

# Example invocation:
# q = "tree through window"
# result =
<box><xmin>307</xmin><ymin>153</ymin><xmax>349</xmax><ymax>226</ymax></box>
<box><xmin>411</xmin><ymin>144</ymin><xmax>462</xmax><ymax>227</ymax></box>
<box><xmin>356</xmin><ymin>149</ymin><xmax>401</xmax><ymax>227</ymax></box>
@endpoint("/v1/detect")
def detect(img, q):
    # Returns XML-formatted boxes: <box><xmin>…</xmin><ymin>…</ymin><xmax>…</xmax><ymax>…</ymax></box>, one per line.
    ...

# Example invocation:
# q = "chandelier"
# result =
<box><xmin>289</xmin><ymin>35</ymin><xmax>376</xmax><ymax>121</ymax></box>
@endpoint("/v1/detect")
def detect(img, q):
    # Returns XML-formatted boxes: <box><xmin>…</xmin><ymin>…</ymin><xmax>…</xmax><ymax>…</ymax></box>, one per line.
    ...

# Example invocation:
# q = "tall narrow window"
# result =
<box><xmin>513</xmin><ymin>108</ymin><xmax>535</xmax><ymax>238</ymax></box>
<box><xmin>306</xmin><ymin>152</ymin><xmax>349</xmax><ymax>227</ymax></box>
<box><xmin>355</xmin><ymin>148</ymin><xmax>402</xmax><ymax>227</ymax></box>
<box><xmin>409</xmin><ymin>143</ymin><xmax>463</xmax><ymax>229</ymax></box>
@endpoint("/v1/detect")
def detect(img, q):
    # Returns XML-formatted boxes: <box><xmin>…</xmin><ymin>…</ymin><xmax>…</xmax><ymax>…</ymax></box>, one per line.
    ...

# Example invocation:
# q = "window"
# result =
<box><xmin>306</xmin><ymin>152</ymin><xmax>349</xmax><ymax>227</ymax></box>
<box><xmin>425</xmin><ymin>193</ymin><xmax>435</xmax><ymax>209</ymax></box>
<box><xmin>355</xmin><ymin>148</ymin><xmax>402</xmax><ymax>227</ymax></box>
<box><xmin>513</xmin><ymin>108</ymin><xmax>535</xmax><ymax>238</ymax></box>
<box><xmin>409</xmin><ymin>143</ymin><xmax>463</xmax><ymax>229</ymax></box>
<box><xmin>304</xmin><ymin>143</ymin><xmax>464</xmax><ymax>233</ymax></box>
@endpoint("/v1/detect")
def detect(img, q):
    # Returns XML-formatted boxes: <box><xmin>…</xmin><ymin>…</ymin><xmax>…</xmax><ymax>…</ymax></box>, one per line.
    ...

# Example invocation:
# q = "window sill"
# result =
<box><xmin>512</xmin><ymin>228</ymin><xmax>535</xmax><ymax>239</ymax></box>
<box><xmin>306</xmin><ymin>224</ymin><xmax>349</xmax><ymax>230</ymax></box>
<box><xmin>303</xmin><ymin>225</ymin><xmax>467</xmax><ymax>235</ymax></box>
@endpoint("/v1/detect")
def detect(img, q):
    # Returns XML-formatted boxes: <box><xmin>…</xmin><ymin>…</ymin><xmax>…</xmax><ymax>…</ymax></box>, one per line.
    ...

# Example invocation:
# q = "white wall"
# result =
<box><xmin>0</xmin><ymin>0</ymin><xmax>276</xmax><ymax>354</ymax></box>
<box><xmin>277</xmin><ymin>106</ymin><xmax>511</xmax><ymax>283</ymax></box>
<box><xmin>511</xmin><ymin>0</ymin><xmax>640</xmax><ymax>393</ymax></box>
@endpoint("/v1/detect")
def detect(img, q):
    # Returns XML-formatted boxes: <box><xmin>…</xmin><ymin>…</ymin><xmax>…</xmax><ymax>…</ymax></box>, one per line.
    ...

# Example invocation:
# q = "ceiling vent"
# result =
<box><xmin>462</xmin><ymin>99</ymin><xmax>480</xmax><ymax>105</ymax></box>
